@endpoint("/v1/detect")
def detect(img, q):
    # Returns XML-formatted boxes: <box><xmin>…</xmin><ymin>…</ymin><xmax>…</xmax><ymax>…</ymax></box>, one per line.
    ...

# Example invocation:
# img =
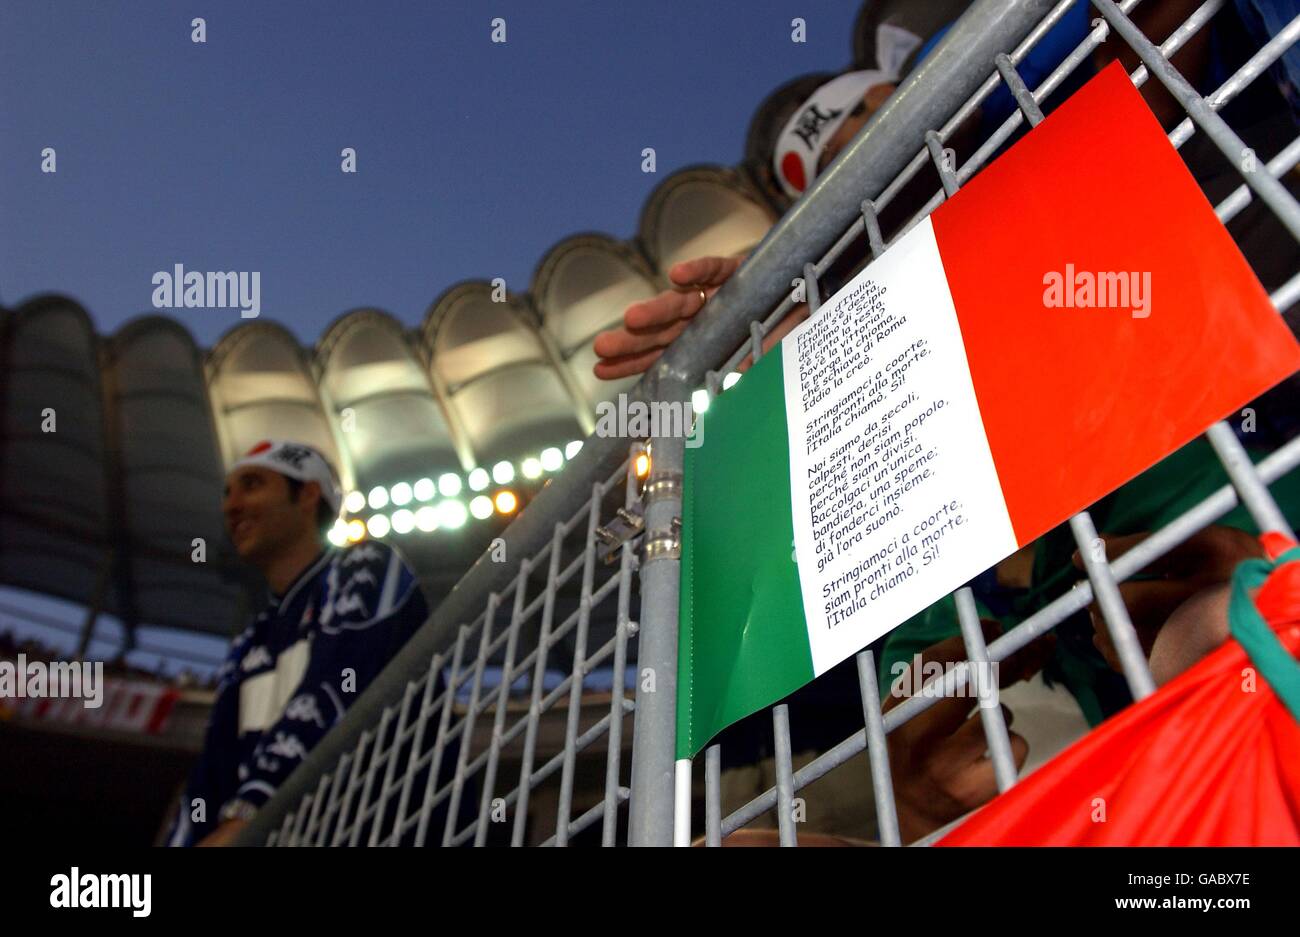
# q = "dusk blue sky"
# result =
<box><xmin>0</xmin><ymin>2</ymin><xmax>862</xmax><ymax>668</ymax></box>
<box><xmin>1</xmin><ymin>1</ymin><xmax>861</xmax><ymax>348</ymax></box>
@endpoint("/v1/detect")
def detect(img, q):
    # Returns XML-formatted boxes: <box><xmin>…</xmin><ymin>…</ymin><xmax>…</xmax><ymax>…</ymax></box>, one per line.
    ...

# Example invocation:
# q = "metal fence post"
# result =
<box><xmin>627</xmin><ymin>369</ymin><xmax>689</xmax><ymax>846</ymax></box>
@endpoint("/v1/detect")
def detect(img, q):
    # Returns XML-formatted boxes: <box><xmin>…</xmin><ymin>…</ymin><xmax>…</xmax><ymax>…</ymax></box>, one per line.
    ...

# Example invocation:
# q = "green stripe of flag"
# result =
<box><xmin>677</xmin><ymin>349</ymin><xmax>815</xmax><ymax>760</ymax></box>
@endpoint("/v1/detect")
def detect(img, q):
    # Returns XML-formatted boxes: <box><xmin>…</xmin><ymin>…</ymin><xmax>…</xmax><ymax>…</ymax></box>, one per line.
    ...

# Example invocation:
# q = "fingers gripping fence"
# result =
<box><xmin>240</xmin><ymin>0</ymin><xmax>1300</xmax><ymax>846</ymax></box>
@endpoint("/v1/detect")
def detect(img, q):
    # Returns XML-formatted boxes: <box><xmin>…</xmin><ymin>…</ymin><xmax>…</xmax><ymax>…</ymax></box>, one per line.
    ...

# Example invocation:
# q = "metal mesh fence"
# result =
<box><xmin>256</xmin><ymin>451</ymin><xmax>645</xmax><ymax>847</ymax></box>
<box><xmin>240</xmin><ymin>0</ymin><xmax>1300</xmax><ymax>846</ymax></box>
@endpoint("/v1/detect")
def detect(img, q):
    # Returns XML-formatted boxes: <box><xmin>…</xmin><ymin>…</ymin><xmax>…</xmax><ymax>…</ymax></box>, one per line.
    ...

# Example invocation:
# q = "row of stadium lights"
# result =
<box><xmin>328</xmin><ymin>440</ymin><xmax>579</xmax><ymax>544</ymax></box>
<box><xmin>326</xmin><ymin>383</ymin><xmax>733</xmax><ymax>545</ymax></box>
<box><xmin>328</xmin><ymin>440</ymin><xmax>650</xmax><ymax>544</ymax></box>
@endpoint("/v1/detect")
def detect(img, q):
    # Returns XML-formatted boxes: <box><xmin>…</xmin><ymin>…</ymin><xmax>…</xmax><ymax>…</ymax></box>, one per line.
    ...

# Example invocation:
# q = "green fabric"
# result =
<box><xmin>1229</xmin><ymin>546</ymin><xmax>1300</xmax><ymax>723</ymax></box>
<box><xmin>677</xmin><ymin>350</ymin><xmax>815</xmax><ymax>759</ymax></box>
<box><xmin>876</xmin><ymin>591</ymin><xmax>1002</xmax><ymax>687</ymax></box>
<box><xmin>880</xmin><ymin>436</ymin><xmax>1300</xmax><ymax>725</ymax></box>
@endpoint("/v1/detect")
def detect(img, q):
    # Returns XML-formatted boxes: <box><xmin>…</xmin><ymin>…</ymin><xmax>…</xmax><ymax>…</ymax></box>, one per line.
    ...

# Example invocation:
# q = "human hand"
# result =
<box><xmin>882</xmin><ymin>623</ymin><xmax>1054</xmax><ymax>842</ymax></box>
<box><xmin>592</xmin><ymin>255</ymin><xmax>745</xmax><ymax>380</ymax></box>
<box><xmin>1071</xmin><ymin>526</ymin><xmax>1262</xmax><ymax>671</ymax></box>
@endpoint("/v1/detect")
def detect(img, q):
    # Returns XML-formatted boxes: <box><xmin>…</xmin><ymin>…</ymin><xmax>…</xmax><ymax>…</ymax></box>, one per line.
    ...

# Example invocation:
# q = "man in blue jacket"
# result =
<box><xmin>167</xmin><ymin>439</ymin><xmax>429</xmax><ymax>846</ymax></box>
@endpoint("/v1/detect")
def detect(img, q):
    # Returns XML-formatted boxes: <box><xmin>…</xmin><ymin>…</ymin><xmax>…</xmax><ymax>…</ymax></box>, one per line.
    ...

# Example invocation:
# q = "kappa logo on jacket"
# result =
<box><xmin>241</xmin><ymin>645</ymin><xmax>272</xmax><ymax>672</ymax></box>
<box><xmin>282</xmin><ymin>693</ymin><xmax>325</xmax><ymax>727</ymax></box>
<box><xmin>343</xmin><ymin>544</ymin><xmax>383</xmax><ymax>567</ymax></box>
<box><xmin>329</xmin><ymin>590</ymin><xmax>371</xmax><ymax>620</ymax></box>
<box><xmin>345</xmin><ymin>567</ymin><xmax>379</xmax><ymax>590</ymax></box>
<box><xmin>264</xmin><ymin>731</ymin><xmax>308</xmax><ymax>761</ymax></box>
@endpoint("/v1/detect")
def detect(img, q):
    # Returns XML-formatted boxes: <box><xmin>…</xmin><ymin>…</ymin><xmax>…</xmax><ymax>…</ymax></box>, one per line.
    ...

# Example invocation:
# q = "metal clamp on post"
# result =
<box><xmin>642</xmin><ymin>517</ymin><xmax>681</xmax><ymax>562</ymax></box>
<box><xmin>595</xmin><ymin>507</ymin><xmax>645</xmax><ymax>565</ymax></box>
<box><xmin>642</xmin><ymin>472</ymin><xmax>682</xmax><ymax>506</ymax></box>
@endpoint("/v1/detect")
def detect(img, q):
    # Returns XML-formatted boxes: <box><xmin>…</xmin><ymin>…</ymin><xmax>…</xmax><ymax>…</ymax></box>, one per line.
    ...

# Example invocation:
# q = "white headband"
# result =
<box><xmin>233</xmin><ymin>439</ymin><xmax>342</xmax><ymax>516</ymax></box>
<box><xmin>773</xmin><ymin>24</ymin><xmax>922</xmax><ymax>200</ymax></box>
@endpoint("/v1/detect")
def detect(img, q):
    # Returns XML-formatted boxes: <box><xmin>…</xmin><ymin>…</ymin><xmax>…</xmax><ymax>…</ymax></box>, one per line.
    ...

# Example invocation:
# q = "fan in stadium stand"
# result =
<box><xmin>939</xmin><ymin>532</ymin><xmax>1300</xmax><ymax>847</ymax></box>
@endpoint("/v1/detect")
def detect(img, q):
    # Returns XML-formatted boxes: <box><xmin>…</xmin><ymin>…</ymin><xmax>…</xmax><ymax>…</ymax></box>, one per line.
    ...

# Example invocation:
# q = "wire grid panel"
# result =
<box><xmin>265</xmin><ymin>449</ymin><xmax>646</xmax><ymax>847</ymax></box>
<box><xmin>245</xmin><ymin>0</ymin><xmax>1058</xmax><ymax>848</ymax></box>
<box><xmin>689</xmin><ymin>0</ymin><xmax>1300</xmax><ymax>846</ymax></box>
<box><xmin>256</xmin><ymin>0</ymin><xmax>1300</xmax><ymax>847</ymax></box>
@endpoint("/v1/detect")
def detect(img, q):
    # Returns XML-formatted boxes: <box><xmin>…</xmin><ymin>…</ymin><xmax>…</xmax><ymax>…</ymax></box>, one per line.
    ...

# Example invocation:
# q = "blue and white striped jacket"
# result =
<box><xmin>168</xmin><ymin>541</ymin><xmax>428</xmax><ymax>846</ymax></box>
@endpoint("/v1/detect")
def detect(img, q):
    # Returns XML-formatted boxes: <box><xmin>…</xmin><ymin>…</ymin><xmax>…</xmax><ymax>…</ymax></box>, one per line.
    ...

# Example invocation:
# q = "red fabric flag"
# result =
<box><xmin>940</xmin><ymin>534</ymin><xmax>1300</xmax><ymax>846</ymax></box>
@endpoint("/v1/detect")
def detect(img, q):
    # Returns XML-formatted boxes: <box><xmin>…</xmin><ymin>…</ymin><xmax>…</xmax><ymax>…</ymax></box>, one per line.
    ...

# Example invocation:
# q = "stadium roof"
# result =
<box><xmin>0</xmin><ymin>162</ymin><xmax>776</xmax><ymax>638</ymax></box>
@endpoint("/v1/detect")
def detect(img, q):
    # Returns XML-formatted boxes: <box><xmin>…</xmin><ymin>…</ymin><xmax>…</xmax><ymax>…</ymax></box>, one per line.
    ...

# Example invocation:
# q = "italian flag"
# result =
<box><xmin>676</xmin><ymin>62</ymin><xmax>1300</xmax><ymax>762</ymax></box>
